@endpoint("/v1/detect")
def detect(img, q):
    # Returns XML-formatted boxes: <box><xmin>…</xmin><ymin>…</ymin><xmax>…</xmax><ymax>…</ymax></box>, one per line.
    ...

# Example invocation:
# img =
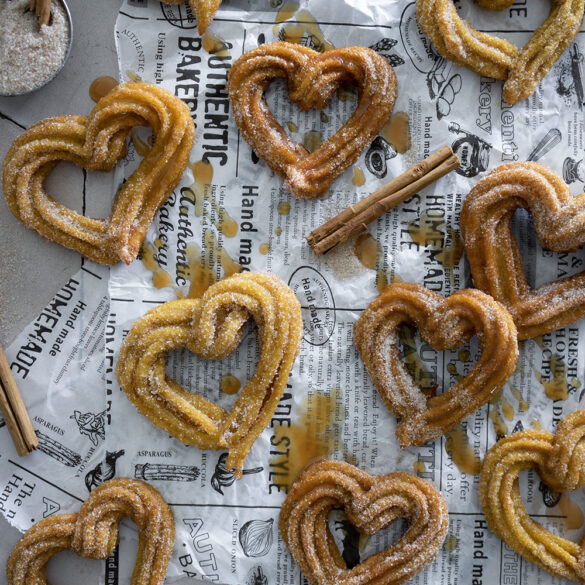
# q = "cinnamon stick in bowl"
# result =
<box><xmin>307</xmin><ymin>146</ymin><xmax>460</xmax><ymax>255</ymax></box>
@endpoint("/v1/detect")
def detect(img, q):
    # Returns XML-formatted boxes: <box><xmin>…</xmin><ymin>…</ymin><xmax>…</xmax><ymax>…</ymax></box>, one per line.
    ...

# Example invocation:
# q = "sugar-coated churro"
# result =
<box><xmin>354</xmin><ymin>283</ymin><xmax>518</xmax><ymax>447</ymax></box>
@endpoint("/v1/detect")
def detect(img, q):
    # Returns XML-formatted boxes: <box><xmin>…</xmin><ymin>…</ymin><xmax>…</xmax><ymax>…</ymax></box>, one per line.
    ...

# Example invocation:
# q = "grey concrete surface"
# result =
<box><xmin>0</xmin><ymin>0</ymin><xmax>119</xmax><ymax>581</ymax></box>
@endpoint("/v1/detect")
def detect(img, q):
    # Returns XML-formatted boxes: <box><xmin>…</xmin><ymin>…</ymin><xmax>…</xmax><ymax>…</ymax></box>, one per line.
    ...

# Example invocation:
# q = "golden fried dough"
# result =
<box><xmin>480</xmin><ymin>410</ymin><xmax>585</xmax><ymax>582</ymax></box>
<box><xmin>116</xmin><ymin>272</ymin><xmax>303</xmax><ymax>477</ymax></box>
<box><xmin>280</xmin><ymin>459</ymin><xmax>448</xmax><ymax>585</ymax></box>
<box><xmin>7</xmin><ymin>478</ymin><xmax>174</xmax><ymax>585</ymax></box>
<box><xmin>461</xmin><ymin>161</ymin><xmax>585</xmax><ymax>339</ymax></box>
<box><xmin>354</xmin><ymin>282</ymin><xmax>518</xmax><ymax>446</ymax></box>
<box><xmin>229</xmin><ymin>42</ymin><xmax>397</xmax><ymax>199</ymax></box>
<box><xmin>416</xmin><ymin>0</ymin><xmax>584</xmax><ymax>104</ymax></box>
<box><xmin>2</xmin><ymin>82</ymin><xmax>194</xmax><ymax>264</ymax></box>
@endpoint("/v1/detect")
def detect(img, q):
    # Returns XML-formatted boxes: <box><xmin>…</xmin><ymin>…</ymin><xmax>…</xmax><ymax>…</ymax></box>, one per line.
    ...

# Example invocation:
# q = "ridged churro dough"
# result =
<box><xmin>480</xmin><ymin>410</ymin><xmax>585</xmax><ymax>582</ymax></box>
<box><xmin>161</xmin><ymin>0</ymin><xmax>221</xmax><ymax>33</ymax></box>
<box><xmin>7</xmin><ymin>478</ymin><xmax>174</xmax><ymax>585</ymax></box>
<box><xmin>280</xmin><ymin>460</ymin><xmax>448</xmax><ymax>585</ymax></box>
<box><xmin>116</xmin><ymin>272</ymin><xmax>303</xmax><ymax>477</ymax></box>
<box><xmin>228</xmin><ymin>42</ymin><xmax>397</xmax><ymax>199</ymax></box>
<box><xmin>416</xmin><ymin>0</ymin><xmax>584</xmax><ymax>104</ymax></box>
<box><xmin>354</xmin><ymin>283</ymin><xmax>518</xmax><ymax>447</ymax></box>
<box><xmin>461</xmin><ymin>162</ymin><xmax>585</xmax><ymax>339</ymax></box>
<box><xmin>2</xmin><ymin>82</ymin><xmax>194</xmax><ymax>265</ymax></box>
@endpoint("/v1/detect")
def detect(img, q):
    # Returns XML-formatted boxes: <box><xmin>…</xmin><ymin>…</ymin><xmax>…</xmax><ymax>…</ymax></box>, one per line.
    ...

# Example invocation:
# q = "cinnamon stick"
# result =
<box><xmin>28</xmin><ymin>0</ymin><xmax>51</xmax><ymax>28</ymax></box>
<box><xmin>0</xmin><ymin>344</ymin><xmax>38</xmax><ymax>456</ymax></box>
<box><xmin>307</xmin><ymin>146</ymin><xmax>460</xmax><ymax>255</ymax></box>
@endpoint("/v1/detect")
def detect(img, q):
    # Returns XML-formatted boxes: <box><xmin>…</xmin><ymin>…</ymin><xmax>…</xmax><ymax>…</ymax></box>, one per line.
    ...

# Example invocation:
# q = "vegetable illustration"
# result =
<box><xmin>211</xmin><ymin>452</ymin><xmax>263</xmax><ymax>495</ymax></box>
<box><xmin>135</xmin><ymin>463</ymin><xmax>200</xmax><ymax>482</ymax></box>
<box><xmin>239</xmin><ymin>519</ymin><xmax>274</xmax><ymax>557</ymax></box>
<box><xmin>85</xmin><ymin>450</ymin><xmax>125</xmax><ymax>491</ymax></box>
<box><xmin>247</xmin><ymin>565</ymin><xmax>268</xmax><ymax>585</ymax></box>
<box><xmin>70</xmin><ymin>409</ymin><xmax>106</xmax><ymax>446</ymax></box>
<box><xmin>36</xmin><ymin>431</ymin><xmax>82</xmax><ymax>467</ymax></box>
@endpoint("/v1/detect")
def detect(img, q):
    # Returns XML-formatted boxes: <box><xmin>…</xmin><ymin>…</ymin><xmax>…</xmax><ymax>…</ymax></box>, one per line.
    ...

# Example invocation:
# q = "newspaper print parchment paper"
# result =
<box><xmin>2</xmin><ymin>0</ymin><xmax>585</xmax><ymax>584</ymax></box>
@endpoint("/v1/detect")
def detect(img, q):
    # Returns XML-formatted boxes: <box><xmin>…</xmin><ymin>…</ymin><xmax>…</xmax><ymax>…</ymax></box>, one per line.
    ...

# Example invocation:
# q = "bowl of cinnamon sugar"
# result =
<box><xmin>0</xmin><ymin>0</ymin><xmax>73</xmax><ymax>97</ymax></box>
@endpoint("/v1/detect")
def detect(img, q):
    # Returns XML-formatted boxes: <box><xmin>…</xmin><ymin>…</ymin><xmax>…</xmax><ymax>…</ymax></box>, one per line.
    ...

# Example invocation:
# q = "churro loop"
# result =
<box><xmin>461</xmin><ymin>161</ymin><xmax>585</xmax><ymax>339</ymax></box>
<box><xmin>228</xmin><ymin>42</ymin><xmax>397</xmax><ymax>199</ymax></box>
<box><xmin>161</xmin><ymin>0</ymin><xmax>221</xmax><ymax>34</ymax></box>
<box><xmin>7</xmin><ymin>478</ymin><xmax>174</xmax><ymax>585</ymax></box>
<box><xmin>480</xmin><ymin>410</ymin><xmax>585</xmax><ymax>582</ymax></box>
<box><xmin>280</xmin><ymin>460</ymin><xmax>448</xmax><ymax>585</ymax></box>
<box><xmin>416</xmin><ymin>0</ymin><xmax>584</xmax><ymax>104</ymax></box>
<box><xmin>2</xmin><ymin>82</ymin><xmax>194</xmax><ymax>265</ymax></box>
<box><xmin>354</xmin><ymin>283</ymin><xmax>518</xmax><ymax>447</ymax></box>
<box><xmin>116</xmin><ymin>272</ymin><xmax>303</xmax><ymax>476</ymax></box>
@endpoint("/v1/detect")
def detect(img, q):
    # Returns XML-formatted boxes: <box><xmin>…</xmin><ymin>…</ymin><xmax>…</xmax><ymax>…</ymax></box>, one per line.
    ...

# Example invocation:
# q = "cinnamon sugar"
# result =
<box><xmin>0</xmin><ymin>0</ymin><xmax>70</xmax><ymax>95</ymax></box>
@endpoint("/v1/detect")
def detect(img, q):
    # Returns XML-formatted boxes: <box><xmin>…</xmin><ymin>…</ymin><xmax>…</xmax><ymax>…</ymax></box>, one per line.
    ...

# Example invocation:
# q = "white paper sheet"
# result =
<box><xmin>2</xmin><ymin>1</ymin><xmax>585</xmax><ymax>584</ymax></box>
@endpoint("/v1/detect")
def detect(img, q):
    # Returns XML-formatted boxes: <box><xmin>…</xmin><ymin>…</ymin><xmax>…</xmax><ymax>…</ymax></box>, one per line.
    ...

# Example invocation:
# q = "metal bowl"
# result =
<box><xmin>0</xmin><ymin>0</ymin><xmax>73</xmax><ymax>97</ymax></box>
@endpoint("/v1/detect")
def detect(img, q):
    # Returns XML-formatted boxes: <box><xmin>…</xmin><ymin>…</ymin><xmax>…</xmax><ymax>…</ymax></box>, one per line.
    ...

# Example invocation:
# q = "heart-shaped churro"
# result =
<box><xmin>354</xmin><ymin>283</ymin><xmax>518</xmax><ymax>447</ymax></box>
<box><xmin>416</xmin><ymin>0</ymin><xmax>584</xmax><ymax>104</ymax></box>
<box><xmin>280</xmin><ymin>459</ymin><xmax>448</xmax><ymax>585</ymax></box>
<box><xmin>228</xmin><ymin>42</ymin><xmax>397</xmax><ymax>199</ymax></box>
<box><xmin>7</xmin><ymin>478</ymin><xmax>174</xmax><ymax>585</ymax></box>
<box><xmin>116</xmin><ymin>272</ymin><xmax>303</xmax><ymax>476</ymax></box>
<box><xmin>2</xmin><ymin>82</ymin><xmax>194</xmax><ymax>265</ymax></box>
<box><xmin>480</xmin><ymin>410</ymin><xmax>585</xmax><ymax>582</ymax></box>
<box><xmin>461</xmin><ymin>161</ymin><xmax>585</xmax><ymax>339</ymax></box>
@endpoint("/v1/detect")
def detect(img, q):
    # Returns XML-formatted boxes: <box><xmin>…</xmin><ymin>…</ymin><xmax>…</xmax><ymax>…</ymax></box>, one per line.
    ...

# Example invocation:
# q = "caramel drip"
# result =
<box><xmin>202</xmin><ymin>32</ymin><xmax>230</xmax><ymax>57</ymax></box>
<box><xmin>535</xmin><ymin>354</ymin><xmax>581</xmax><ymax>402</ymax></box>
<box><xmin>447</xmin><ymin>363</ymin><xmax>464</xmax><ymax>382</ymax></box>
<box><xmin>89</xmin><ymin>76</ymin><xmax>118</xmax><ymax>103</ymax></box>
<box><xmin>277</xmin><ymin>10</ymin><xmax>334</xmax><ymax>52</ymax></box>
<box><xmin>184</xmin><ymin>233</ymin><xmax>242</xmax><ymax>299</ymax></box>
<box><xmin>489</xmin><ymin>396</ymin><xmax>508</xmax><ymax>437</ymax></box>
<box><xmin>408</xmin><ymin>211</ymin><xmax>464</xmax><ymax>273</ymax></box>
<box><xmin>302</xmin><ymin>130</ymin><xmax>323</xmax><ymax>153</ymax></box>
<box><xmin>353</xmin><ymin>166</ymin><xmax>366</xmax><ymax>187</ymax></box>
<box><xmin>275</xmin><ymin>0</ymin><xmax>300</xmax><ymax>23</ymax></box>
<box><xmin>131</xmin><ymin>129</ymin><xmax>152</xmax><ymax>157</ymax></box>
<box><xmin>413</xmin><ymin>460</ymin><xmax>426</xmax><ymax>474</ymax></box>
<box><xmin>399</xmin><ymin>324</ymin><xmax>436</xmax><ymax>394</ymax></box>
<box><xmin>270</xmin><ymin>388</ymin><xmax>349</xmax><ymax>485</ymax></box>
<box><xmin>509</xmin><ymin>385</ymin><xmax>528</xmax><ymax>412</ymax></box>
<box><xmin>141</xmin><ymin>242</ymin><xmax>172</xmax><ymax>289</ymax></box>
<box><xmin>354</xmin><ymin>233</ymin><xmax>378</xmax><ymax>270</ymax></box>
<box><xmin>558</xmin><ymin>495</ymin><xmax>584</xmax><ymax>531</ymax></box>
<box><xmin>445</xmin><ymin>424</ymin><xmax>481</xmax><ymax>475</ymax></box>
<box><xmin>277</xmin><ymin>201</ymin><xmax>291</xmax><ymax>215</ymax></box>
<box><xmin>189</xmin><ymin>160</ymin><xmax>238</xmax><ymax>237</ymax></box>
<box><xmin>220</xmin><ymin>374</ymin><xmax>241</xmax><ymax>395</ymax></box>
<box><xmin>381</xmin><ymin>112</ymin><xmax>411</xmax><ymax>154</ymax></box>
<box><xmin>126</xmin><ymin>70</ymin><xmax>142</xmax><ymax>83</ymax></box>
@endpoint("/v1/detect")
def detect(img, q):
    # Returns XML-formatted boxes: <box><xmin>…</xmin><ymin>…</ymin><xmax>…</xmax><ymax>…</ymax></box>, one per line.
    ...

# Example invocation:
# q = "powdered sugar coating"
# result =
<box><xmin>228</xmin><ymin>42</ymin><xmax>397</xmax><ymax>199</ymax></box>
<box><xmin>116</xmin><ymin>272</ymin><xmax>303</xmax><ymax>476</ymax></box>
<box><xmin>416</xmin><ymin>0</ymin><xmax>584</xmax><ymax>105</ymax></box>
<box><xmin>354</xmin><ymin>282</ymin><xmax>518</xmax><ymax>447</ymax></box>
<box><xmin>461</xmin><ymin>161</ymin><xmax>585</xmax><ymax>339</ymax></box>
<box><xmin>480</xmin><ymin>409</ymin><xmax>585</xmax><ymax>581</ymax></box>
<box><xmin>0</xmin><ymin>0</ymin><xmax>70</xmax><ymax>95</ymax></box>
<box><xmin>280</xmin><ymin>460</ymin><xmax>448</xmax><ymax>585</ymax></box>
<box><xmin>2</xmin><ymin>82</ymin><xmax>194</xmax><ymax>264</ymax></box>
<box><xmin>7</xmin><ymin>478</ymin><xmax>174</xmax><ymax>585</ymax></box>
